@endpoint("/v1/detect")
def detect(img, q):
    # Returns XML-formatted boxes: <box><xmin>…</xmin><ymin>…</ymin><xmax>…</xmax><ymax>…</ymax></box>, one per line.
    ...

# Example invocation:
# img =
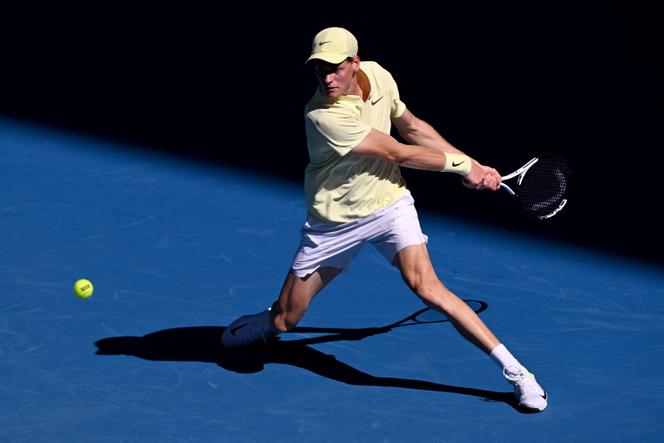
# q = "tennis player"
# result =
<box><xmin>222</xmin><ymin>27</ymin><xmax>547</xmax><ymax>412</ymax></box>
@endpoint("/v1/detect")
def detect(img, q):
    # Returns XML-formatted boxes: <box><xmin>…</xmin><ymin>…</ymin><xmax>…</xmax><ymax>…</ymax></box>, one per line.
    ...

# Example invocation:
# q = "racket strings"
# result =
<box><xmin>518</xmin><ymin>155</ymin><xmax>572</xmax><ymax>219</ymax></box>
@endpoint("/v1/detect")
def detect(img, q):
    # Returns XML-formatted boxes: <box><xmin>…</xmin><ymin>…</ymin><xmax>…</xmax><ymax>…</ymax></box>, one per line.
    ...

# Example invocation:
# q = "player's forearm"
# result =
<box><xmin>354</xmin><ymin>128</ymin><xmax>471</xmax><ymax>174</ymax></box>
<box><xmin>396</xmin><ymin>144</ymin><xmax>470</xmax><ymax>175</ymax></box>
<box><xmin>392</xmin><ymin>143</ymin><xmax>444</xmax><ymax>171</ymax></box>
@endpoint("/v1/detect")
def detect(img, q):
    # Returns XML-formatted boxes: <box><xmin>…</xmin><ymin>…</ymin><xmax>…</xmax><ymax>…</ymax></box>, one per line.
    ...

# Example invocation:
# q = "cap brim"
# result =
<box><xmin>305</xmin><ymin>52</ymin><xmax>350</xmax><ymax>64</ymax></box>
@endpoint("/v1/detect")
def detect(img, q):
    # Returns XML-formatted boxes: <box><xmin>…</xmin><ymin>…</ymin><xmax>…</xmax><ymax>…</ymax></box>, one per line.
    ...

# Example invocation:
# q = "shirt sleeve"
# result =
<box><xmin>386</xmin><ymin>71</ymin><xmax>407</xmax><ymax>118</ymax></box>
<box><xmin>306</xmin><ymin>108</ymin><xmax>372</xmax><ymax>158</ymax></box>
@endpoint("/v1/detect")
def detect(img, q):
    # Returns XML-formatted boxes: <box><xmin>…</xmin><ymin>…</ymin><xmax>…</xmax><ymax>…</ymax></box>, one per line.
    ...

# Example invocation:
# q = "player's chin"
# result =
<box><xmin>324</xmin><ymin>88</ymin><xmax>340</xmax><ymax>98</ymax></box>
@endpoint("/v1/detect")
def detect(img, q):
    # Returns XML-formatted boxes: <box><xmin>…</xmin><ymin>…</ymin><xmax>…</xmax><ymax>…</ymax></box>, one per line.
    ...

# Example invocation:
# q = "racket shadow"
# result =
<box><xmin>288</xmin><ymin>299</ymin><xmax>488</xmax><ymax>345</ymax></box>
<box><xmin>94</xmin><ymin>303</ymin><xmax>520</xmax><ymax>412</ymax></box>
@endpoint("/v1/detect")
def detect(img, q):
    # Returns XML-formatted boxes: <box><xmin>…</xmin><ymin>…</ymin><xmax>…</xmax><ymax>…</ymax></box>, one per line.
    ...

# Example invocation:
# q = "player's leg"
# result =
<box><xmin>221</xmin><ymin>267</ymin><xmax>341</xmax><ymax>348</ymax></box>
<box><xmin>270</xmin><ymin>266</ymin><xmax>342</xmax><ymax>332</ymax></box>
<box><xmin>394</xmin><ymin>243</ymin><xmax>499</xmax><ymax>352</ymax></box>
<box><xmin>394</xmin><ymin>243</ymin><xmax>548</xmax><ymax>412</ymax></box>
<box><xmin>223</xmin><ymin>206</ymin><xmax>365</xmax><ymax>349</ymax></box>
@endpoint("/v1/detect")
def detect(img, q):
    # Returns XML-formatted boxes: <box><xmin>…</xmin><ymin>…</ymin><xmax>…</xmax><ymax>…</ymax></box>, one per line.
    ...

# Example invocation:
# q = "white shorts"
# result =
<box><xmin>291</xmin><ymin>190</ymin><xmax>428</xmax><ymax>277</ymax></box>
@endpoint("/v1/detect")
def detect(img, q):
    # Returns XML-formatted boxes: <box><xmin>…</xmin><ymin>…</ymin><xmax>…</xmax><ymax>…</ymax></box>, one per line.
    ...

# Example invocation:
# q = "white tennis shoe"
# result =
<box><xmin>221</xmin><ymin>309</ymin><xmax>279</xmax><ymax>349</ymax></box>
<box><xmin>504</xmin><ymin>367</ymin><xmax>548</xmax><ymax>412</ymax></box>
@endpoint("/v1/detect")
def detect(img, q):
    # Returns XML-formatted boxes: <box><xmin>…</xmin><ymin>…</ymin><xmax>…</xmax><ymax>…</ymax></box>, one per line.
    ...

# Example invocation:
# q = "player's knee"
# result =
<box><xmin>403</xmin><ymin>272</ymin><xmax>448</xmax><ymax>307</ymax></box>
<box><xmin>417</xmin><ymin>283</ymin><xmax>444</xmax><ymax>306</ymax></box>
<box><xmin>408</xmin><ymin>277</ymin><xmax>437</xmax><ymax>301</ymax></box>
<box><xmin>403</xmin><ymin>269</ymin><xmax>431</xmax><ymax>294</ymax></box>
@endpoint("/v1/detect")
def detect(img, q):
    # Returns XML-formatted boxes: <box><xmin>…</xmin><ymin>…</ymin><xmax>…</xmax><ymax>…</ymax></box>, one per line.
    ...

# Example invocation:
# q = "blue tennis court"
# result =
<box><xmin>2</xmin><ymin>118</ymin><xmax>663</xmax><ymax>441</ymax></box>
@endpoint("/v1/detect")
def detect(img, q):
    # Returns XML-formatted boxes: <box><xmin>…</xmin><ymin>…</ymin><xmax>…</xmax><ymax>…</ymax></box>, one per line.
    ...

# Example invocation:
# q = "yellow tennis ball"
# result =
<box><xmin>73</xmin><ymin>279</ymin><xmax>94</xmax><ymax>299</ymax></box>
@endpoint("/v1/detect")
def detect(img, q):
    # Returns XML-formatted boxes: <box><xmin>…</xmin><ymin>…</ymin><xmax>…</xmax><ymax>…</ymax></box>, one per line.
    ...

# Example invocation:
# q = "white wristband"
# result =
<box><xmin>442</xmin><ymin>153</ymin><xmax>472</xmax><ymax>176</ymax></box>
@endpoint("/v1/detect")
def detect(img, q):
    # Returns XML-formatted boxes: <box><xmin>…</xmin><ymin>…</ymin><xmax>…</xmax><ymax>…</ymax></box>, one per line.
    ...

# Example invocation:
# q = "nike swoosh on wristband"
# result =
<box><xmin>452</xmin><ymin>160</ymin><xmax>465</xmax><ymax>167</ymax></box>
<box><xmin>230</xmin><ymin>324</ymin><xmax>248</xmax><ymax>336</ymax></box>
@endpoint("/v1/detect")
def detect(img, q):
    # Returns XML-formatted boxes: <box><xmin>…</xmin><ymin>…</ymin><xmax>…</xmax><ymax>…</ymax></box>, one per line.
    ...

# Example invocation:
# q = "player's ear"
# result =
<box><xmin>351</xmin><ymin>55</ymin><xmax>361</xmax><ymax>72</ymax></box>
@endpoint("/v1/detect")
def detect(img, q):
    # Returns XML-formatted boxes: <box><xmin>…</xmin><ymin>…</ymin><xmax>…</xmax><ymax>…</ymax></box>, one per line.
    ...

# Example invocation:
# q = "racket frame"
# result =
<box><xmin>500</xmin><ymin>156</ymin><xmax>539</xmax><ymax>196</ymax></box>
<box><xmin>499</xmin><ymin>154</ymin><xmax>570</xmax><ymax>219</ymax></box>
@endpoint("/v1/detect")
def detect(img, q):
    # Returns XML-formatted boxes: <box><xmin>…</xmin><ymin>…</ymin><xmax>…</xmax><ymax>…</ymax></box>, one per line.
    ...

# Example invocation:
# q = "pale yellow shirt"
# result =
<box><xmin>304</xmin><ymin>61</ymin><xmax>407</xmax><ymax>223</ymax></box>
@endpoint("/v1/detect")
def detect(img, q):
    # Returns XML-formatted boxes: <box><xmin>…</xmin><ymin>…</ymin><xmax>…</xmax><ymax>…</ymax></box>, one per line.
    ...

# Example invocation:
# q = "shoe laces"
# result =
<box><xmin>505</xmin><ymin>368</ymin><xmax>544</xmax><ymax>397</ymax></box>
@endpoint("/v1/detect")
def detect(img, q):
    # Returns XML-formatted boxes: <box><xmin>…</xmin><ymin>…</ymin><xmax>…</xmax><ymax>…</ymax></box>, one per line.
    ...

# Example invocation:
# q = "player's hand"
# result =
<box><xmin>462</xmin><ymin>161</ymin><xmax>501</xmax><ymax>191</ymax></box>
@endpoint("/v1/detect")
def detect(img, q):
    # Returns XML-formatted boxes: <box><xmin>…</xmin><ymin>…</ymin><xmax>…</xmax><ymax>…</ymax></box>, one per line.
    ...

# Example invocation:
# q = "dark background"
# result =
<box><xmin>2</xmin><ymin>3</ymin><xmax>662</xmax><ymax>265</ymax></box>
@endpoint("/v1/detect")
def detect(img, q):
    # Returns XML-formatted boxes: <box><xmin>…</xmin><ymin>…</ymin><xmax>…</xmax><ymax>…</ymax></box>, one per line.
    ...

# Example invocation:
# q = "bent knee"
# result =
<box><xmin>416</xmin><ymin>283</ymin><xmax>449</xmax><ymax>305</ymax></box>
<box><xmin>403</xmin><ymin>270</ymin><xmax>441</xmax><ymax>297</ymax></box>
<box><xmin>403</xmin><ymin>274</ymin><xmax>454</xmax><ymax>306</ymax></box>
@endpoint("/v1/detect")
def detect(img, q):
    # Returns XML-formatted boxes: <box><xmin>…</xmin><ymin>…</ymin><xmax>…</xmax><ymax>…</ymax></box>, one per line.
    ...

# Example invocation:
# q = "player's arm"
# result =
<box><xmin>353</xmin><ymin>129</ymin><xmax>499</xmax><ymax>190</ymax></box>
<box><xmin>390</xmin><ymin>108</ymin><xmax>501</xmax><ymax>190</ymax></box>
<box><xmin>392</xmin><ymin>108</ymin><xmax>464</xmax><ymax>155</ymax></box>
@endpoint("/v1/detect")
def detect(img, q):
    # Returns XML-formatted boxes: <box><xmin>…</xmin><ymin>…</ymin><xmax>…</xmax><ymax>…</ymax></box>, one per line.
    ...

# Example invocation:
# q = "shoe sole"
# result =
<box><xmin>517</xmin><ymin>392</ymin><xmax>548</xmax><ymax>413</ymax></box>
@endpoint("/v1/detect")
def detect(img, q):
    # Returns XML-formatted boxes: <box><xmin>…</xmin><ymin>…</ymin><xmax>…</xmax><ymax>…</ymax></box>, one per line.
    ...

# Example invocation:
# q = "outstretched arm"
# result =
<box><xmin>389</xmin><ymin>109</ymin><xmax>501</xmax><ymax>190</ymax></box>
<box><xmin>353</xmin><ymin>125</ymin><xmax>500</xmax><ymax>191</ymax></box>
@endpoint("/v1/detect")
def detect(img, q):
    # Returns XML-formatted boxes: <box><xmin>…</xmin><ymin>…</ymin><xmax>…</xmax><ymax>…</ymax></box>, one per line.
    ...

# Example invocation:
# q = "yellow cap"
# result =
<box><xmin>306</xmin><ymin>27</ymin><xmax>358</xmax><ymax>64</ymax></box>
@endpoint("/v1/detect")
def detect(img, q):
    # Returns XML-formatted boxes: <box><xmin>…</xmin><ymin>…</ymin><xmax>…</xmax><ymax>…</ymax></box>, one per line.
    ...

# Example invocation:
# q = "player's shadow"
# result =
<box><xmin>95</xmin><ymin>302</ymin><xmax>521</xmax><ymax>412</ymax></box>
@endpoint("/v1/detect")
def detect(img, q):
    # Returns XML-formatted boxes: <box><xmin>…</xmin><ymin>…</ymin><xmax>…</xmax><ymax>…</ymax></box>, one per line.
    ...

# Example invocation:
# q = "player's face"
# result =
<box><xmin>313</xmin><ymin>57</ymin><xmax>359</xmax><ymax>99</ymax></box>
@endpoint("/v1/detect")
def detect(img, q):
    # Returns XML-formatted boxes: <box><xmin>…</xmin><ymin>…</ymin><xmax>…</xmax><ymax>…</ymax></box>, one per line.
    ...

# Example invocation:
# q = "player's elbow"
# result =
<box><xmin>353</xmin><ymin>131</ymin><xmax>404</xmax><ymax>163</ymax></box>
<box><xmin>392</xmin><ymin>144</ymin><xmax>414</xmax><ymax>165</ymax></box>
<box><xmin>373</xmin><ymin>141</ymin><xmax>409</xmax><ymax>164</ymax></box>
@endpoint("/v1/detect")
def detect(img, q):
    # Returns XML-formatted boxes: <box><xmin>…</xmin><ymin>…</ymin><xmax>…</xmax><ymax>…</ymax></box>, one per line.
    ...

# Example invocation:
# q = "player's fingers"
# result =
<box><xmin>485</xmin><ymin>169</ymin><xmax>501</xmax><ymax>190</ymax></box>
<box><xmin>485</xmin><ymin>176</ymin><xmax>498</xmax><ymax>191</ymax></box>
<box><xmin>478</xmin><ymin>172</ymin><xmax>493</xmax><ymax>190</ymax></box>
<box><xmin>491</xmin><ymin>169</ymin><xmax>500</xmax><ymax>180</ymax></box>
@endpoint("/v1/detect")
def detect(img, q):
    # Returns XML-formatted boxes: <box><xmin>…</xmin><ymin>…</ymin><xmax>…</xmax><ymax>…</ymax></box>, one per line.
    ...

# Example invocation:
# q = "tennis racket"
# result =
<box><xmin>500</xmin><ymin>153</ymin><xmax>572</xmax><ymax>219</ymax></box>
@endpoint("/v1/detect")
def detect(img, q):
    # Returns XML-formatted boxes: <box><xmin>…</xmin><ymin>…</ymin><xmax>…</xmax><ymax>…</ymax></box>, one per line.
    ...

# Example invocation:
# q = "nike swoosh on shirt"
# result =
<box><xmin>370</xmin><ymin>96</ymin><xmax>384</xmax><ymax>105</ymax></box>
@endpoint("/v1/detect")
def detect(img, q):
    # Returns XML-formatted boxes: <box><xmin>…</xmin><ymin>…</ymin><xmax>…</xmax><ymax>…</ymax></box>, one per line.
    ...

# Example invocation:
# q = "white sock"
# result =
<box><xmin>489</xmin><ymin>343</ymin><xmax>528</xmax><ymax>375</ymax></box>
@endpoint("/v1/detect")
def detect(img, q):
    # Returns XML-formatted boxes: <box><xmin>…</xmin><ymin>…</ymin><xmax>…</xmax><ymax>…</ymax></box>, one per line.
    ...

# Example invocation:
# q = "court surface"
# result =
<box><xmin>2</xmin><ymin>118</ymin><xmax>663</xmax><ymax>442</ymax></box>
